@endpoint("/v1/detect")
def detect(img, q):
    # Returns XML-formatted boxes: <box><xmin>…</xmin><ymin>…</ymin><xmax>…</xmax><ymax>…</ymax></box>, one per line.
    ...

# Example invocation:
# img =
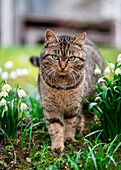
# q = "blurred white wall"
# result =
<box><xmin>1</xmin><ymin>0</ymin><xmax>14</xmax><ymax>47</ymax></box>
<box><xmin>0</xmin><ymin>0</ymin><xmax>121</xmax><ymax>48</ymax></box>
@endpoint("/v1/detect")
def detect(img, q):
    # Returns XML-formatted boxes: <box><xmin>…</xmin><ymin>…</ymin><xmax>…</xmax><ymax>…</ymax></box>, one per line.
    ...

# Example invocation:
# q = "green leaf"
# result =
<box><xmin>103</xmin><ymin>87</ymin><xmax>109</xmax><ymax>100</ymax></box>
<box><xmin>88</xmin><ymin>102</ymin><xmax>97</xmax><ymax>112</ymax></box>
<box><xmin>98</xmin><ymin>77</ymin><xmax>105</xmax><ymax>84</ymax></box>
<box><xmin>0</xmin><ymin>128</ymin><xmax>13</xmax><ymax>148</ymax></box>
<box><xmin>103</xmin><ymin>77</ymin><xmax>113</xmax><ymax>88</ymax></box>
<box><xmin>0</xmin><ymin>160</ymin><xmax>7</xmax><ymax>168</ymax></box>
<box><xmin>112</xmin><ymin>141</ymin><xmax>121</xmax><ymax>156</ymax></box>
<box><xmin>106</xmin><ymin>135</ymin><xmax>118</xmax><ymax>155</ymax></box>
<box><xmin>85</xmin><ymin>130</ymin><xmax>103</xmax><ymax>138</ymax></box>
<box><xmin>5</xmin><ymin>145</ymin><xmax>13</xmax><ymax>149</ymax></box>
<box><xmin>95</xmin><ymin>64</ymin><xmax>100</xmax><ymax>69</ymax></box>
<box><xmin>48</xmin><ymin>165</ymin><xmax>58</xmax><ymax>170</ymax></box>
<box><xmin>107</xmin><ymin>155</ymin><xmax>118</xmax><ymax>168</ymax></box>
<box><xmin>88</xmin><ymin>146</ymin><xmax>98</xmax><ymax>170</ymax></box>
<box><xmin>65</xmin><ymin>154</ymin><xmax>79</xmax><ymax>170</ymax></box>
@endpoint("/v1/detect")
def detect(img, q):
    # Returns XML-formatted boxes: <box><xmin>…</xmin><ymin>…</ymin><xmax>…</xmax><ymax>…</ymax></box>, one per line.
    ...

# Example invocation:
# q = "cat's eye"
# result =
<box><xmin>68</xmin><ymin>56</ymin><xmax>76</xmax><ymax>61</ymax></box>
<box><xmin>52</xmin><ymin>55</ymin><xmax>59</xmax><ymax>60</ymax></box>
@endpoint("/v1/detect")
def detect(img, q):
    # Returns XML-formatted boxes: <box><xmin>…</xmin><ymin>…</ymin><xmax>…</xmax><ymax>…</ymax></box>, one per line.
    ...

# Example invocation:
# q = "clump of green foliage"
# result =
<box><xmin>0</xmin><ymin>80</ymin><xmax>28</xmax><ymax>140</ymax></box>
<box><xmin>89</xmin><ymin>55</ymin><xmax>121</xmax><ymax>142</ymax></box>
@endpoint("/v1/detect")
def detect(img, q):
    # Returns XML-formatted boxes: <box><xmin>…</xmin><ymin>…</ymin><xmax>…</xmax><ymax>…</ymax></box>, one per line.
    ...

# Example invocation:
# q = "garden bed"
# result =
<box><xmin>0</xmin><ymin>45</ymin><xmax>121</xmax><ymax>169</ymax></box>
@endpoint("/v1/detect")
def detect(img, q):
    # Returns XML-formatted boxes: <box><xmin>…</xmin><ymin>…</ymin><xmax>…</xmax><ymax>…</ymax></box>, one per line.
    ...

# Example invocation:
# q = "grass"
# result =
<box><xmin>0</xmin><ymin>44</ymin><xmax>121</xmax><ymax>169</ymax></box>
<box><xmin>98</xmin><ymin>44</ymin><xmax>121</xmax><ymax>64</ymax></box>
<box><xmin>0</xmin><ymin>45</ymin><xmax>42</xmax><ymax>90</ymax></box>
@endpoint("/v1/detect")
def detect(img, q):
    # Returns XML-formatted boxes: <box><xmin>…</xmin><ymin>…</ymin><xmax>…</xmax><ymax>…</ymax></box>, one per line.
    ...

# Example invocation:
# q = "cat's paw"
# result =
<box><xmin>53</xmin><ymin>144</ymin><xmax>64</xmax><ymax>152</ymax></box>
<box><xmin>64</xmin><ymin>137</ymin><xmax>76</xmax><ymax>142</ymax></box>
<box><xmin>48</xmin><ymin>144</ymin><xmax>64</xmax><ymax>152</ymax></box>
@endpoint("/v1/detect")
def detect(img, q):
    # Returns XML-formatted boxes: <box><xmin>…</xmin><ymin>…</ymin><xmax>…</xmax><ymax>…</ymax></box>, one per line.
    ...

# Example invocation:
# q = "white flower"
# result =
<box><xmin>117</xmin><ymin>54</ymin><xmax>121</xmax><ymax>64</ymax></box>
<box><xmin>20</xmin><ymin>103</ymin><xmax>28</xmax><ymax>111</ymax></box>
<box><xmin>10</xmin><ymin>71</ymin><xmax>17</xmax><ymax>79</ymax></box>
<box><xmin>108</xmin><ymin>63</ymin><xmax>115</xmax><ymax>69</ymax></box>
<box><xmin>5</xmin><ymin>61</ymin><xmax>14</xmax><ymax>69</ymax></box>
<box><xmin>104</xmin><ymin>67</ymin><xmax>110</xmax><ymax>74</ymax></box>
<box><xmin>115</xmin><ymin>68</ymin><xmax>121</xmax><ymax>75</ymax></box>
<box><xmin>16</xmin><ymin>68</ymin><xmax>29</xmax><ymax>76</ymax></box>
<box><xmin>94</xmin><ymin>68</ymin><xmax>101</xmax><ymax>75</ymax></box>
<box><xmin>18</xmin><ymin>89</ymin><xmax>26</xmax><ymax>97</ymax></box>
<box><xmin>1</xmin><ymin>72</ymin><xmax>9</xmax><ymax>79</ymax></box>
<box><xmin>16</xmin><ymin>68</ymin><xmax>23</xmax><ymax>76</ymax></box>
<box><xmin>0</xmin><ymin>67</ymin><xmax>2</xmax><ymax>74</ymax></box>
<box><xmin>2</xmin><ymin>84</ymin><xmax>12</xmax><ymax>92</ymax></box>
<box><xmin>22</xmin><ymin>68</ymin><xmax>29</xmax><ymax>75</ymax></box>
<box><xmin>0</xmin><ymin>98</ymin><xmax>6</xmax><ymax>106</ymax></box>
<box><xmin>0</xmin><ymin>91</ymin><xmax>8</xmax><ymax>97</ymax></box>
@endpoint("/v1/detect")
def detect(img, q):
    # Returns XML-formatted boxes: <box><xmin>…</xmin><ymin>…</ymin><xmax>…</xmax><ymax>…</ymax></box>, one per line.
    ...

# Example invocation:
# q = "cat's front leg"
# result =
<box><xmin>44</xmin><ymin>110</ymin><xmax>64</xmax><ymax>151</ymax></box>
<box><xmin>64</xmin><ymin>115</ymin><xmax>78</xmax><ymax>142</ymax></box>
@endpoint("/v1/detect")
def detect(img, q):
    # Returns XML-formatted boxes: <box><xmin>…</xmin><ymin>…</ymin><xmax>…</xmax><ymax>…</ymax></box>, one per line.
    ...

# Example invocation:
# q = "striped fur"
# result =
<box><xmin>30</xmin><ymin>29</ymin><xmax>105</xmax><ymax>151</ymax></box>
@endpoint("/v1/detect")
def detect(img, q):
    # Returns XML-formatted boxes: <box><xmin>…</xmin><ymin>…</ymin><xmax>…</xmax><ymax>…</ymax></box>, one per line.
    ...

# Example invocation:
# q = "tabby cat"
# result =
<box><xmin>30</xmin><ymin>29</ymin><xmax>105</xmax><ymax>151</ymax></box>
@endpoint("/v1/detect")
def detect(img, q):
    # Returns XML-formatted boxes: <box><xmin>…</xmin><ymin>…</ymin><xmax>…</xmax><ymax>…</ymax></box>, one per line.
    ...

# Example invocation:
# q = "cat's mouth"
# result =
<box><xmin>58</xmin><ymin>72</ymin><xmax>67</xmax><ymax>76</ymax></box>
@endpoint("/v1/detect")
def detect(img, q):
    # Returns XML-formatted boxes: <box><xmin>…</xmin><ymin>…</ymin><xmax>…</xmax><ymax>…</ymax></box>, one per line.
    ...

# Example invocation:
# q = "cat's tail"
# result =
<box><xmin>30</xmin><ymin>56</ymin><xmax>40</xmax><ymax>67</ymax></box>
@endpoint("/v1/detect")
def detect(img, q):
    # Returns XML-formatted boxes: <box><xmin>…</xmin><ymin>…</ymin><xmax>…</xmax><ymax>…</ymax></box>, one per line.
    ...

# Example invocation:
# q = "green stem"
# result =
<box><xmin>21</xmin><ymin>111</ymin><xmax>24</xmax><ymax>148</ymax></box>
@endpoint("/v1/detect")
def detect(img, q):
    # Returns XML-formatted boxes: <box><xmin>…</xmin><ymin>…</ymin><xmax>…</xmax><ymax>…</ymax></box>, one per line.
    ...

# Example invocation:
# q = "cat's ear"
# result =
<box><xmin>30</xmin><ymin>56</ymin><xmax>40</xmax><ymax>67</ymax></box>
<box><xmin>73</xmin><ymin>32</ymin><xmax>86</xmax><ymax>47</ymax></box>
<box><xmin>45</xmin><ymin>29</ymin><xmax>59</xmax><ymax>44</ymax></box>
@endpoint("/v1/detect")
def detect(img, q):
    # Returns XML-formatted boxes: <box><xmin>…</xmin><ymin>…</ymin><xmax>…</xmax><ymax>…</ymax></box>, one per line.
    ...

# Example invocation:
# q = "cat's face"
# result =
<box><xmin>40</xmin><ymin>29</ymin><xmax>86</xmax><ymax>89</ymax></box>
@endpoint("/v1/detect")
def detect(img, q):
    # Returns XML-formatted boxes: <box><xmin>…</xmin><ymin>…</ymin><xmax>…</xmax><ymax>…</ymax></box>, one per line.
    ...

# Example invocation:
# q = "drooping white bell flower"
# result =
<box><xmin>18</xmin><ymin>89</ymin><xmax>26</xmax><ymax>98</ymax></box>
<box><xmin>2</xmin><ymin>84</ymin><xmax>12</xmax><ymax>92</ymax></box>
<box><xmin>20</xmin><ymin>103</ymin><xmax>28</xmax><ymax>111</ymax></box>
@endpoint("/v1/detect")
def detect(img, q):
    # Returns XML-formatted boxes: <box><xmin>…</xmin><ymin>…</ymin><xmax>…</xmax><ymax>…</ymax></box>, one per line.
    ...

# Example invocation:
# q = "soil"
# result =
<box><xmin>0</xmin><ymin>123</ymin><xmax>121</xmax><ymax>169</ymax></box>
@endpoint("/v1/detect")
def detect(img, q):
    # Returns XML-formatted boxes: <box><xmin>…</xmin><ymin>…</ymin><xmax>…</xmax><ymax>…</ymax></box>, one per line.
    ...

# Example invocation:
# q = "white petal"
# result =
<box><xmin>5</xmin><ymin>61</ymin><xmax>14</xmax><ymax>69</ymax></box>
<box><xmin>108</xmin><ymin>63</ymin><xmax>115</xmax><ymax>69</ymax></box>
<box><xmin>18</xmin><ymin>89</ymin><xmax>26</xmax><ymax>97</ymax></box>
<box><xmin>2</xmin><ymin>84</ymin><xmax>11</xmax><ymax>92</ymax></box>
<box><xmin>0</xmin><ymin>98</ymin><xmax>6</xmax><ymax>105</ymax></box>
<box><xmin>115</xmin><ymin>68</ymin><xmax>121</xmax><ymax>75</ymax></box>
<box><xmin>104</xmin><ymin>67</ymin><xmax>110</xmax><ymax>74</ymax></box>
<box><xmin>10</xmin><ymin>71</ymin><xmax>17</xmax><ymax>79</ymax></box>
<box><xmin>94</xmin><ymin>68</ymin><xmax>101</xmax><ymax>75</ymax></box>
<box><xmin>1</xmin><ymin>72</ymin><xmax>9</xmax><ymax>80</ymax></box>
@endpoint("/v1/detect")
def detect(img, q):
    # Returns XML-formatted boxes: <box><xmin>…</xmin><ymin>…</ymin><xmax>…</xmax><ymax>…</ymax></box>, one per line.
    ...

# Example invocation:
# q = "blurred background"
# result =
<box><xmin>0</xmin><ymin>0</ymin><xmax>121</xmax><ymax>90</ymax></box>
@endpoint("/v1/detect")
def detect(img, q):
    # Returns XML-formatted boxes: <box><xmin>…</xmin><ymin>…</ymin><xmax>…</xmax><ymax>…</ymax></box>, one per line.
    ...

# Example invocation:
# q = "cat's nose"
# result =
<box><xmin>60</xmin><ymin>62</ymin><xmax>66</xmax><ymax>71</ymax></box>
<box><xmin>60</xmin><ymin>64</ymin><xmax>66</xmax><ymax>71</ymax></box>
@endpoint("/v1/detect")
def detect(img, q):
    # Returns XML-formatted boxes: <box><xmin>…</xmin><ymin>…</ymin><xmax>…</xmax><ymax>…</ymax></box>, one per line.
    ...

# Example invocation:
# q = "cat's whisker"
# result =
<box><xmin>51</xmin><ymin>71</ymin><xmax>56</xmax><ymax>84</ymax></box>
<box><xmin>43</xmin><ymin>67</ymin><xmax>54</xmax><ymax>79</ymax></box>
<box><xmin>45</xmin><ymin>69</ymin><xmax>55</xmax><ymax>82</ymax></box>
<box><xmin>71</xmin><ymin>69</ymin><xmax>81</xmax><ymax>77</ymax></box>
<box><xmin>68</xmin><ymin>72</ymin><xmax>74</xmax><ymax>85</ymax></box>
<box><xmin>43</xmin><ymin>67</ymin><xmax>53</xmax><ymax>75</ymax></box>
<box><xmin>70</xmin><ymin>71</ymin><xmax>77</xmax><ymax>87</ymax></box>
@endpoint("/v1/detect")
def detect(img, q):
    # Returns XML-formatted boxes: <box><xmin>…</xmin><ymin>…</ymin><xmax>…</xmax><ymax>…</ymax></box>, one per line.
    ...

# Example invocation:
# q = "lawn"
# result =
<box><xmin>0</xmin><ymin>44</ymin><xmax>121</xmax><ymax>169</ymax></box>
